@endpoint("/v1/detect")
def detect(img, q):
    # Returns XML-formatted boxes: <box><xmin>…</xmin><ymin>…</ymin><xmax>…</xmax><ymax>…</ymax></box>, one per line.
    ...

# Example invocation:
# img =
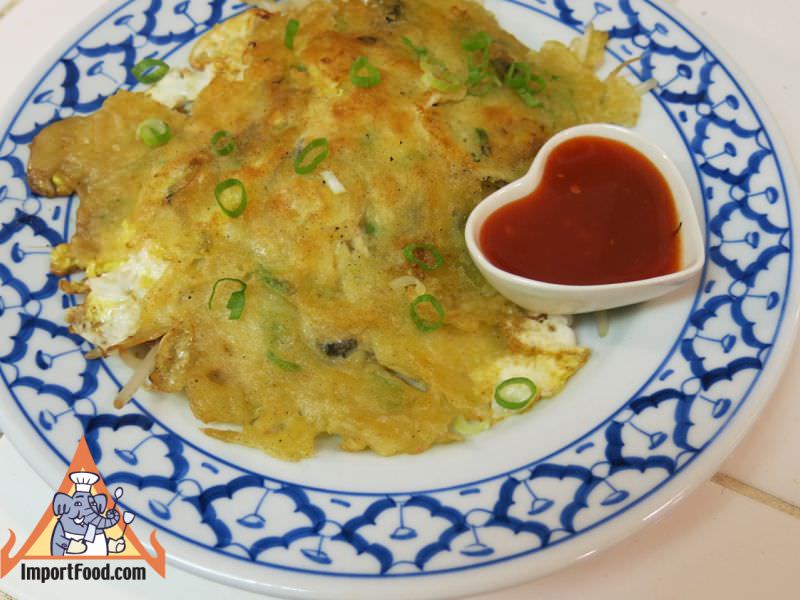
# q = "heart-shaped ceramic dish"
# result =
<box><xmin>465</xmin><ymin>123</ymin><xmax>706</xmax><ymax>315</ymax></box>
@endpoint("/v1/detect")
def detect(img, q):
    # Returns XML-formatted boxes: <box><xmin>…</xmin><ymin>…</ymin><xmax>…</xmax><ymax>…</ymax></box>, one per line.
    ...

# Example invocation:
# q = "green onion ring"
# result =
<box><xmin>461</xmin><ymin>31</ymin><xmax>491</xmax><ymax>52</ymax></box>
<box><xmin>214</xmin><ymin>178</ymin><xmax>248</xmax><ymax>218</ymax></box>
<box><xmin>410</xmin><ymin>294</ymin><xmax>445</xmax><ymax>332</ymax></box>
<box><xmin>467</xmin><ymin>71</ymin><xmax>496</xmax><ymax>96</ymax></box>
<box><xmin>420</xmin><ymin>55</ymin><xmax>461</xmax><ymax>92</ymax></box>
<box><xmin>294</xmin><ymin>137</ymin><xmax>329</xmax><ymax>174</ymax></box>
<box><xmin>467</xmin><ymin>63</ymin><xmax>490</xmax><ymax>87</ymax></box>
<box><xmin>462</xmin><ymin>31</ymin><xmax>495</xmax><ymax>95</ymax></box>
<box><xmin>350</xmin><ymin>56</ymin><xmax>382</xmax><ymax>88</ymax></box>
<box><xmin>503</xmin><ymin>62</ymin><xmax>546</xmax><ymax>108</ymax></box>
<box><xmin>505</xmin><ymin>62</ymin><xmax>531</xmax><ymax>89</ymax></box>
<box><xmin>136</xmin><ymin>119</ymin><xmax>171</xmax><ymax>148</ymax></box>
<box><xmin>131</xmin><ymin>58</ymin><xmax>170</xmax><ymax>84</ymax></box>
<box><xmin>208</xmin><ymin>278</ymin><xmax>247</xmax><ymax>320</ymax></box>
<box><xmin>526</xmin><ymin>73</ymin><xmax>547</xmax><ymax>94</ymax></box>
<box><xmin>504</xmin><ymin>62</ymin><xmax>546</xmax><ymax>106</ymax></box>
<box><xmin>404</xmin><ymin>39</ymin><xmax>460</xmax><ymax>93</ymax></box>
<box><xmin>453</xmin><ymin>415</ymin><xmax>490</xmax><ymax>436</ymax></box>
<box><xmin>422</xmin><ymin>71</ymin><xmax>461</xmax><ymax>93</ymax></box>
<box><xmin>494</xmin><ymin>377</ymin><xmax>538</xmax><ymax>410</ymax></box>
<box><xmin>403</xmin><ymin>243</ymin><xmax>444</xmax><ymax>271</ymax></box>
<box><xmin>211</xmin><ymin>130</ymin><xmax>236</xmax><ymax>156</ymax></box>
<box><xmin>402</xmin><ymin>36</ymin><xmax>427</xmax><ymax>58</ymax></box>
<box><xmin>284</xmin><ymin>18</ymin><xmax>300</xmax><ymax>50</ymax></box>
<box><xmin>267</xmin><ymin>350</ymin><xmax>301</xmax><ymax>372</ymax></box>
<box><xmin>518</xmin><ymin>89</ymin><xmax>544</xmax><ymax>108</ymax></box>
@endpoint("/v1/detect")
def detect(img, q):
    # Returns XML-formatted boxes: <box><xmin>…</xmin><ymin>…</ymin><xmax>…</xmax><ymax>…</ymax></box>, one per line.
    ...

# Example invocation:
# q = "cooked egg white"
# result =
<box><xmin>189</xmin><ymin>11</ymin><xmax>258</xmax><ymax>79</ymax></box>
<box><xmin>67</xmin><ymin>246</ymin><xmax>167</xmax><ymax>350</ymax></box>
<box><xmin>476</xmin><ymin>315</ymin><xmax>588</xmax><ymax>418</ymax></box>
<box><xmin>508</xmin><ymin>315</ymin><xmax>578</xmax><ymax>352</ymax></box>
<box><xmin>146</xmin><ymin>66</ymin><xmax>214</xmax><ymax>110</ymax></box>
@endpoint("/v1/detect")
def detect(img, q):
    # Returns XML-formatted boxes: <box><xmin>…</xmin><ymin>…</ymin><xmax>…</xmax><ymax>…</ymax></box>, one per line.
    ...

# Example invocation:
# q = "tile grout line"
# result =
<box><xmin>712</xmin><ymin>472</ymin><xmax>800</xmax><ymax>519</ymax></box>
<box><xmin>0</xmin><ymin>0</ymin><xmax>22</xmax><ymax>20</ymax></box>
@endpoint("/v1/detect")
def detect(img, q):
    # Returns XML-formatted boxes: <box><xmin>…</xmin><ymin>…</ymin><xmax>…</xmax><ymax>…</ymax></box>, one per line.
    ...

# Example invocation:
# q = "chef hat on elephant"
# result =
<box><xmin>70</xmin><ymin>471</ymin><xmax>99</xmax><ymax>493</ymax></box>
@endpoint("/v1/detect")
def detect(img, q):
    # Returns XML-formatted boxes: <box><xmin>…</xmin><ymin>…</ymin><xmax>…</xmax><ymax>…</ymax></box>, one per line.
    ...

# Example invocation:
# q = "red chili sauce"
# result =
<box><xmin>479</xmin><ymin>136</ymin><xmax>681</xmax><ymax>286</ymax></box>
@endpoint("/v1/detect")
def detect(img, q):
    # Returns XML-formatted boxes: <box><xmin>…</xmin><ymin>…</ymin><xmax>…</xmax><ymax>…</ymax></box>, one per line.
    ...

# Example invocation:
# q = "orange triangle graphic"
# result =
<box><xmin>1</xmin><ymin>436</ymin><xmax>166</xmax><ymax>577</ymax></box>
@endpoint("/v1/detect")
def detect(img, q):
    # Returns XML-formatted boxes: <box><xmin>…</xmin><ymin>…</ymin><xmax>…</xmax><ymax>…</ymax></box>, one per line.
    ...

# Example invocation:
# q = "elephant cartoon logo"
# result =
<box><xmin>50</xmin><ymin>472</ymin><xmax>129</xmax><ymax>557</ymax></box>
<box><xmin>1</xmin><ymin>436</ymin><xmax>166</xmax><ymax>579</ymax></box>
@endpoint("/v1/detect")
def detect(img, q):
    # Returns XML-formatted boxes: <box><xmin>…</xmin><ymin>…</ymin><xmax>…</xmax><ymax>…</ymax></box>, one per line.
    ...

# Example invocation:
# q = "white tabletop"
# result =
<box><xmin>0</xmin><ymin>0</ymin><xmax>799</xmax><ymax>598</ymax></box>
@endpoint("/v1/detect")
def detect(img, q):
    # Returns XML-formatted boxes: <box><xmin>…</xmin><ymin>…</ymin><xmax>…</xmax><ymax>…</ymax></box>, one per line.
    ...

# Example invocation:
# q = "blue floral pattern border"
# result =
<box><xmin>0</xmin><ymin>0</ymin><xmax>793</xmax><ymax>578</ymax></box>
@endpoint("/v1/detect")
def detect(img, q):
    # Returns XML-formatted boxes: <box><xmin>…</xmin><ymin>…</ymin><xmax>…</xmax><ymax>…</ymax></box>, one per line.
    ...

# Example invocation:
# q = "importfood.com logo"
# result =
<box><xmin>1</xmin><ymin>436</ymin><xmax>166</xmax><ymax>583</ymax></box>
<box><xmin>19</xmin><ymin>562</ymin><xmax>146</xmax><ymax>584</ymax></box>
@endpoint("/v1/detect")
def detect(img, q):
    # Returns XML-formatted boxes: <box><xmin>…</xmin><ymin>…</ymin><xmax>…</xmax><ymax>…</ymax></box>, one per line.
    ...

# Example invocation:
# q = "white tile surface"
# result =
<box><xmin>681</xmin><ymin>0</ymin><xmax>800</xmax><ymax>151</ymax></box>
<box><xmin>0</xmin><ymin>0</ymin><xmax>799</xmax><ymax>598</ymax></box>
<box><xmin>721</xmin><ymin>336</ymin><xmax>800</xmax><ymax>505</ymax></box>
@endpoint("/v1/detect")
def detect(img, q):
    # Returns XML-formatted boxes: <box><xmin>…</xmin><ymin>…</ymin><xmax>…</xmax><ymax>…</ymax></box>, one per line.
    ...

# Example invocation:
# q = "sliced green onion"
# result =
<box><xmin>362</xmin><ymin>219</ymin><xmax>377</xmax><ymax>235</ymax></box>
<box><xmin>294</xmin><ymin>137</ymin><xmax>329</xmax><ymax>174</ymax></box>
<box><xmin>517</xmin><ymin>88</ymin><xmax>544</xmax><ymax>108</ymax></box>
<box><xmin>461</xmin><ymin>32</ymin><xmax>491</xmax><ymax>52</ymax></box>
<box><xmin>453</xmin><ymin>415</ymin><xmax>490</xmax><ymax>436</ymax></box>
<box><xmin>422</xmin><ymin>73</ymin><xmax>458</xmax><ymax>93</ymax></box>
<box><xmin>403</xmin><ymin>37</ymin><xmax>461</xmax><ymax>93</ymax></box>
<box><xmin>504</xmin><ymin>62</ymin><xmax>531</xmax><ymax>89</ymax></box>
<box><xmin>467</xmin><ymin>72</ymin><xmax>496</xmax><ymax>96</ymax></box>
<box><xmin>267</xmin><ymin>350</ymin><xmax>301</xmax><ymax>372</ymax></box>
<box><xmin>226</xmin><ymin>289</ymin><xmax>246</xmax><ymax>319</ymax></box>
<box><xmin>465</xmin><ymin>52</ymin><xmax>499</xmax><ymax>96</ymax></box>
<box><xmin>410</xmin><ymin>294</ymin><xmax>445</xmax><ymax>332</ymax></box>
<box><xmin>131</xmin><ymin>58</ymin><xmax>169</xmax><ymax>84</ymax></box>
<box><xmin>525</xmin><ymin>73</ymin><xmax>546</xmax><ymax>94</ymax></box>
<box><xmin>256</xmin><ymin>265</ymin><xmax>295</xmax><ymax>295</ymax></box>
<box><xmin>403</xmin><ymin>243</ymin><xmax>443</xmax><ymax>271</ymax></box>
<box><xmin>494</xmin><ymin>377</ymin><xmax>538</xmax><ymax>410</ymax></box>
<box><xmin>136</xmin><ymin>119</ymin><xmax>171</xmax><ymax>148</ymax></box>
<box><xmin>504</xmin><ymin>62</ymin><xmax>546</xmax><ymax>107</ymax></box>
<box><xmin>214</xmin><ymin>178</ymin><xmax>247</xmax><ymax>217</ymax></box>
<box><xmin>420</xmin><ymin>55</ymin><xmax>462</xmax><ymax>93</ymax></box>
<box><xmin>211</xmin><ymin>130</ymin><xmax>236</xmax><ymax>156</ymax></box>
<box><xmin>208</xmin><ymin>278</ymin><xmax>247</xmax><ymax>320</ymax></box>
<box><xmin>476</xmin><ymin>128</ymin><xmax>491</xmax><ymax>157</ymax></box>
<box><xmin>466</xmin><ymin>64</ymin><xmax>487</xmax><ymax>87</ymax></box>
<box><xmin>350</xmin><ymin>56</ymin><xmax>382</xmax><ymax>88</ymax></box>
<box><xmin>466</xmin><ymin>62</ymin><xmax>491</xmax><ymax>87</ymax></box>
<box><xmin>284</xmin><ymin>18</ymin><xmax>300</xmax><ymax>50</ymax></box>
<box><xmin>462</xmin><ymin>32</ymin><xmax>498</xmax><ymax>96</ymax></box>
<box><xmin>402</xmin><ymin>36</ymin><xmax>428</xmax><ymax>58</ymax></box>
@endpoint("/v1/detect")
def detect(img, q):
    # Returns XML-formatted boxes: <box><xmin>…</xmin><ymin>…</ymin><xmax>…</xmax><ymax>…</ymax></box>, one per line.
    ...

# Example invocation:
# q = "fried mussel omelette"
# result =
<box><xmin>27</xmin><ymin>0</ymin><xmax>643</xmax><ymax>460</ymax></box>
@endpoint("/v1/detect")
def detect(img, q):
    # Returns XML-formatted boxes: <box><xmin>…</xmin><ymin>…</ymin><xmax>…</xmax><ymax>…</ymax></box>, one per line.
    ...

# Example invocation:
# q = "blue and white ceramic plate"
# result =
<box><xmin>0</xmin><ymin>1</ymin><xmax>797</xmax><ymax>598</ymax></box>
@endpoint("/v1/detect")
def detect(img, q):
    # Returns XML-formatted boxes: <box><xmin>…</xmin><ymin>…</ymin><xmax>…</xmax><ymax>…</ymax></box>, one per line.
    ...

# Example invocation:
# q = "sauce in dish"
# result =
<box><xmin>479</xmin><ymin>136</ymin><xmax>681</xmax><ymax>286</ymax></box>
